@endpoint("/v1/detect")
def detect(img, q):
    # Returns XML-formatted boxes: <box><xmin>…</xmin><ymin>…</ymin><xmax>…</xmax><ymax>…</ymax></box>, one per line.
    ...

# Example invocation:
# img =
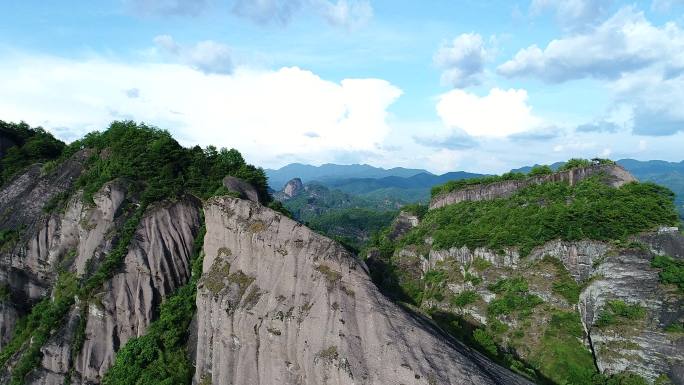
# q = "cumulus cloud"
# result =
<box><xmin>0</xmin><ymin>52</ymin><xmax>401</xmax><ymax>168</ymax></box>
<box><xmin>434</xmin><ymin>33</ymin><xmax>488</xmax><ymax>88</ymax></box>
<box><xmin>498</xmin><ymin>7</ymin><xmax>684</xmax><ymax>82</ymax></box>
<box><xmin>154</xmin><ymin>35</ymin><xmax>234</xmax><ymax>74</ymax></box>
<box><xmin>127</xmin><ymin>0</ymin><xmax>208</xmax><ymax>16</ymax></box>
<box><xmin>232</xmin><ymin>0</ymin><xmax>372</xmax><ymax>28</ymax></box>
<box><xmin>530</xmin><ymin>0</ymin><xmax>612</xmax><ymax>31</ymax></box>
<box><xmin>436</xmin><ymin>88</ymin><xmax>542</xmax><ymax>137</ymax></box>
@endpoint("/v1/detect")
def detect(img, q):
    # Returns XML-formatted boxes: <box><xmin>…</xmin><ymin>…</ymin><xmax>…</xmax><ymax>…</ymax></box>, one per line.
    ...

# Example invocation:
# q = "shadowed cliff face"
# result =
<box><xmin>194</xmin><ymin>197</ymin><xmax>532</xmax><ymax>385</ymax></box>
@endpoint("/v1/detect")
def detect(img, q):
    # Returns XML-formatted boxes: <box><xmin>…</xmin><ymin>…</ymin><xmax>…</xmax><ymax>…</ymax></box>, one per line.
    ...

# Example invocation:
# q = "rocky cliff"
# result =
<box><xmin>429</xmin><ymin>164</ymin><xmax>636</xmax><ymax>209</ymax></box>
<box><xmin>0</xmin><ymin>153</ymin><xmax>530</xmax><ymax>384</ymax></box>
<box><xmin>194</xmin><ymin>197</ymin><xmax>531</xmax><ymax>385</ymax></box>
<box><xmin>0</xmin><ymin>154</ymin><xmax>203</xmax><ymax>384</ymax></box>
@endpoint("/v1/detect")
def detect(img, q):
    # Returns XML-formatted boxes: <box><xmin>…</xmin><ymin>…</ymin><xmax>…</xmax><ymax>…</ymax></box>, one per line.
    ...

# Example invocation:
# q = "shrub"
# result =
<box><xmin>451</xmin><ymin>290</ymin><xmax>479</xmax><ymax>308</ymax></box>
<box><xmin>528</xmin><ymin>165</ymin><xmax>553</xmax><ymax>177</ymax></box>
<box><xmin>558</xmin><ymin>158</ymin><xmax>592</xmax><ymax>171</ymax></box>
<box><xmin>595</xmin><ymin>300</ymin><xmax>646</xmax><ymax>328</ymax></box>
<box><xmin>651</xmin><ymin>255</ymin><xmax>684</xmax><ymax>291</ymax></box>
<box><xmin>473</xmin><ymin>329</ymin><xmax>498</xmax><ymax>356</ymax></box>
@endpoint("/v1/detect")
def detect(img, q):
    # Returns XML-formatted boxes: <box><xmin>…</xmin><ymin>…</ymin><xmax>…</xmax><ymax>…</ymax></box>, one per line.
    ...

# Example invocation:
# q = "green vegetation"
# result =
<box><xmin>305</xmin><ymin>207</ymin><xmax>396</xmax><ymax>253</ymax></box>
<box><xmin>431</xmin><ymin>157</ymin><xmax>617</xmax><ymax>198</ymax></box>
<box><xmin>487</xmin><ymin>277</ymin><xmax>543</xmax><ymax>317</ymax></box>
<box><xmin>401</xmin><ymin>202</ymin><xmax>428</xmax><ymax>219</ymax></box>
<box><xmin>558</xmin><ymin>158</ymin><xmax>593</xmax><ymax>171</ymax></box>
<box><xmin>546</xmin><ymin>257</ymin><xmax>581</xmax><ymax>304</ymax></box>
<box><xmin>0</xmin><ymin>272</ymin><xmax>78</xmax><ymax>385</ymax></box>
<box><xmin>67</xmin><ymin>121</ymin><xmax>269</xmax><ymax>204</ymax></box>
<box><xmin>451</xmin><ymin>290</ymin><xmax>479</xmax><ymax>308</ymax></box>
<box><xmin>596</xmin><ymin>300</ymin><xmax>646</xmax><ymax>328</ymax></box>
<box><xmin>102</xmin><ymin>224</ymin><xmax>206</xmax><ymax>385</ymax></box>
<box><xmin>0</xmin><ymin>120</ymin><xmax>65</xmax><ymax>186</ymax></box>
<box><xmin>531</xmin><ymin>311</ymin><xmax>597</xmax><ymax>385</ymax></box>
<box><xmin>528</xmin><ymin>165</ymin><xmax>553</xmax><ymax>177</ymax></box>
<box><xmin>651</xmin><ymin>255</ymin><xmax>684</xmax><ymax>291</ymax></box>
<box><xmin>407</xmin><ymin>178</ymin><xmax>678</xmax><ymax>256</ymax></box>
<box><xmin>431</xmin><ymin>171</ymin><xmax>526</xmax><ymax>198</ymax></box>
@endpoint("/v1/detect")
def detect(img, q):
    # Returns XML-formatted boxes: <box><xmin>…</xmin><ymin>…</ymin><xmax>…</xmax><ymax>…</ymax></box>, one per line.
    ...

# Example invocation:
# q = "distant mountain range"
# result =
<box><xmin>265</xmin><ymin>163</ymin><xmax>427</xmax><ymax>190</ymax></box>
<box><xmin>268</xmin><ymin>159</ymin><xmax>684</xmax><ymax>218</ymax></box>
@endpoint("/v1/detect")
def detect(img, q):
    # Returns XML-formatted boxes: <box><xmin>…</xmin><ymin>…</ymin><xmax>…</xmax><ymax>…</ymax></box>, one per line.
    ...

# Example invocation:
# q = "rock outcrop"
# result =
<box><xmin>430</xmin><ymin>164</ymin><xmax>636</xmax><ymax>209</ymax></box>
<box><xmin>223</xmin><ymin>176</ymin><xmax>260</xmax><ymax>203</ymax></box>
<box><xmin>388</xmin><ymin>211</ymin><xmax>420</xmax><ymax>241</ymax></box>
<box><xmin>193</xmin><ymin>197</ymin><xmax>532</xmax><ymax>385</ymax></box>
<box><xmin>282</xmin><ymin>177</ymin><xmax>304</xmax><ymax>199</ymax></box>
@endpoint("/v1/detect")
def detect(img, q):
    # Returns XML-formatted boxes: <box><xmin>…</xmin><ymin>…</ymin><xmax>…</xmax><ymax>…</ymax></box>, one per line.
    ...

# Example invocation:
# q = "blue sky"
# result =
<box><xmin>1</xmin><ymin>0</ymin><xmax>683</xmax><ymax>173</ymax></box>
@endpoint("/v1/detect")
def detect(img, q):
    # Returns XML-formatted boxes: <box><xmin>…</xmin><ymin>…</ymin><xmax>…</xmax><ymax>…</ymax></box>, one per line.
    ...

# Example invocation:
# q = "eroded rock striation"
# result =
<box><xmin>194</xmin><ymin>197</ymin><xmax>532</xmax><ymax>385</ymax></box>
<box><xmin>430</xmin><ymin>164</ymin><xmax>636</xmax><ymax>209</ymax></box>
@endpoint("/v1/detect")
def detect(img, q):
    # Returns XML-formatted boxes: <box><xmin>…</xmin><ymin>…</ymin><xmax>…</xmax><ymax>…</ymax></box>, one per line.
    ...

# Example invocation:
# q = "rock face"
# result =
<box><xmin>282</xmin><ymin>177</ymin><xmax>304</xmax><ymax>199</ymax></box>
<box><xmin>430</xmin><ymin>164</ymin><xmax>636</xmax><ymax>209</ymax></box>
<box><xmin>223</xmin><ymin>176</ymin><xmax>260</xmax><ymax>202</ymax></box>
<box><xmin>73</xmin><ymin>197</ymin><xmax>201</xmax><ymax>383</ymax></box>
<box><xmin>579</xmin><ymin>240</ymin><xmax>684</xmax><ymax>383</ymax></box>
<box><xmin>193</xmin><ymin>197</ymin><xmax>532</xmax><ymax>385</ymax></box>
<box><xmin>388</xmin><ymin>211</ymin><xmax>420</xmax><ymax>241</ymax></box>
<box><xmin>0</xmin><ymin>155</ymin><xmax>203</xmax><ymax>384</ymax></box>
<box><xmin>390</xmin><ymin>232</ymin><xmax>684</xmax><ymax>384</ymax></box>
<box><xmin>0</xmin><ymin>150</ymin><xmax>91</xmax><ymax>347</ymax></box>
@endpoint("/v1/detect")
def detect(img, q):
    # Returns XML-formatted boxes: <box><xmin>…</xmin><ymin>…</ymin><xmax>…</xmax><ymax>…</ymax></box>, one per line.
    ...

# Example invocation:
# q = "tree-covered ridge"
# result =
<box><xmin>407</xmin><ymin>177</ymin><xmax>678</xmax><ymax>256</ymax></box>
<box><xmin>0</xmin><ymin>120</ymin><xmax>65</xmax><ymax>185</ymax></box>
<box><xmin>64</xmin><ymin>121</ymin><xmax>270</xmax><ymax>204</ymax></box>
<box><xmin>430</xmin><ymin>158</ymin><xmax>616</xmax><ymax>198</ymax></box>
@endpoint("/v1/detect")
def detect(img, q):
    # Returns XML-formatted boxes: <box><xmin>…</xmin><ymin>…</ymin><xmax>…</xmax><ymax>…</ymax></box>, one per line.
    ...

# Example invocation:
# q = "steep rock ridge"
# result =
<box><xmin>71</xmin><ymin>197</ymin><xmax>201</xmax><ymax>384</ymax></box>
<box><xmin>430</xmin><ymin>164</ymin><xmax>636</xmax><ymax>209</ymax></box>
<box><xmin>194</xmin><ymin>197</ymin><xmax>532</xmax><ymax>385</ymax></box>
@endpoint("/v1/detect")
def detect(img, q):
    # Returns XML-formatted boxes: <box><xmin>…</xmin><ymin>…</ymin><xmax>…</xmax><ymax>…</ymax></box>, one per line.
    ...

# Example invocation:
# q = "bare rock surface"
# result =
<box><xmin>282</xmin><ymin>178</ymin><xmax>305</xmax><ymax>199</ymax></box>
<box><xmin>75</xmin><ymin>196</ymin><xmax>201</xmax><ymax>383</ymax></box>
<box><xmin>430</xmin><ymin>164</ymin><xmax>636</xmax><ymax>209</ymax></box>
<box><xmin>388</xmin><ymin>211</ymin><xmax>419</xmax><ymax>241</ymax></box>
<box><xmin>193</xmin><ymin>197</ymin><xmax>532</xmax><ymax>385</ymax></box>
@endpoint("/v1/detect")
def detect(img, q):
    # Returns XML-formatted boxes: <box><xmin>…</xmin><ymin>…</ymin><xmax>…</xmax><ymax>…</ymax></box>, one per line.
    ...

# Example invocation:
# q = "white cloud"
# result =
<box><xmin>436</xmin><ymin>88</ymin><xmax>542</xmax><ymax>137</ymax></box>
<box><xmin>0</xmin><ymin>52</ymin><xmax>401</xmax><ymax>168</ymax></box>
<box><xmin>434</xmin><ymin>33</ymin><xmax>488</xmax><ymax>88</ymax></box>
<box><xmin>232</xmin><ymin>0</ymin><xmax>372</xmax><ymax>29</ymax></box>
<box><xmin>499</xmin><ymin>7</ymin><xmax>684</xmax><ymax>82</ymax></box>
<box><xmin>530</xmin><ymin>0</ymin><xmax>612</xmax><ymax>31</ymax></box>
<box><xmin>154</xmin><ymin>35</ymin><xmax>234</xmax><ymax>74</ymax></box>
